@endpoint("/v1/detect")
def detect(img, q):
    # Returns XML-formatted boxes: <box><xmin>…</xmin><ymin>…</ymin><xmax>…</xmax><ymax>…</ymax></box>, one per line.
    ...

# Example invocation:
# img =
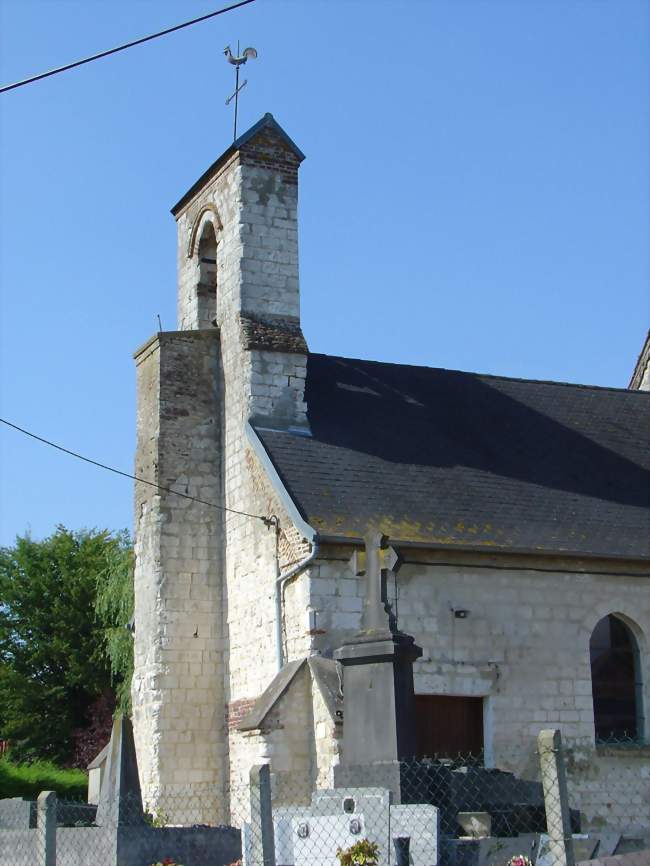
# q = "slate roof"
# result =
<box><xmin>253</xmin><ymin>354</ymin><xmax>650</xmax><ymax>560</ymax></box>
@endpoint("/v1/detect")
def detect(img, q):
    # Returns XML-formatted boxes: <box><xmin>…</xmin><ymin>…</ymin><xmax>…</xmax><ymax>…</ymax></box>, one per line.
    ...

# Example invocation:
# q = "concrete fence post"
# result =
<box><xmin>36</xmin><ymin>791</ymin><xmax>57</xmax><ymax>866</ymax></box>
<box><xmin>249</xmin><ymin>764</ymin><xmax>276</xmax><ymax>866</ymax></box>
<box><xmin>537</xmin><ymin>729</ymin><xmax>575</xmax><ymax>866</ymax></box>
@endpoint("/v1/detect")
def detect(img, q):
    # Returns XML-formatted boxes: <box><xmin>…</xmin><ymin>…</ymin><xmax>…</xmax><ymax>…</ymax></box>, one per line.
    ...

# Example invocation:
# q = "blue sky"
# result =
<box><xmin>0</xmin><ymin>0</ymin><xmax>648</xmax><ymax>545</ymax></box>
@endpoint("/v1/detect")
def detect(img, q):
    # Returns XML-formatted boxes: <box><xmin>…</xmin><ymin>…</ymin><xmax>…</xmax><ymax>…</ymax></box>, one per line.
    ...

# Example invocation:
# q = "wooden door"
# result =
<box><xmin>415</xmin><ymin>695</ymin><xmax>484</xmax><ymax>758</ymax></box>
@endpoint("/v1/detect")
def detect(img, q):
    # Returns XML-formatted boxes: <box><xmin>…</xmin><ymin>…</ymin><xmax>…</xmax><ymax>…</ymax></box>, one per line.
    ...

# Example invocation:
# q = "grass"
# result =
<box><xmin>0</xmin><ymin>758</ymin><xmax>88</xmax><ymax>800</ymax></box>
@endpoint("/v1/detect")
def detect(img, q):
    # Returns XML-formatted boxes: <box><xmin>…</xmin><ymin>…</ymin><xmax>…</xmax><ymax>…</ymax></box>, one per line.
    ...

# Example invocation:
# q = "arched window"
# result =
<box><xmin>590</xmin><ymin>614</ymin><xmax>643</xmax><ymax>743</ymax></box>
<box><xmin>197</xmin><ymin>221</ymin><xmax>217</xmax><ymax>329</ymax></box>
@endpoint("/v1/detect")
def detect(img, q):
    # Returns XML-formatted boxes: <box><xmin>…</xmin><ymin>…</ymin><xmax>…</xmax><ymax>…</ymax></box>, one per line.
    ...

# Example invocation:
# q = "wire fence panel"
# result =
<box><xmin>0</xmin><ymin>735</ymin><xmax>648</xmax><ymax>866</ymax></box>
<box><xmin>56</xmin><ymin>800</ymin><xmax>116</xmax><ymax>864</ymax></box>
<box><xmin>0</xmin><ymin>793</ymin><xmax>241</xmax><ymax>866</ymax></box>
<box><xmin>566</xmin><ymin>755</ymin><xmax>650</xmax><ymax>839</ymax></box>
<box><xmin>0</xmin><ymin>798</ymin><xmax>39</xmax><ymax>866</ymax></box>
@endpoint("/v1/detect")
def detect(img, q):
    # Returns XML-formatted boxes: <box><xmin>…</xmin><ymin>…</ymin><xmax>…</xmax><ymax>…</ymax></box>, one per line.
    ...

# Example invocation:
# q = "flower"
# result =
<box><xmin>507</xmin><ymin>856</ymin><xmax>533</xmax><ymax>866</ymax></box>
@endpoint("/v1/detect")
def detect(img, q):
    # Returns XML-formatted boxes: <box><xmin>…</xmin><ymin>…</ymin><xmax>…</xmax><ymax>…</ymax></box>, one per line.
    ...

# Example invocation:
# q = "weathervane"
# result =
<box><xmin>224</xmin><ymin>41</ymin><xmax>258</xmax><ymax>141</ymax></box>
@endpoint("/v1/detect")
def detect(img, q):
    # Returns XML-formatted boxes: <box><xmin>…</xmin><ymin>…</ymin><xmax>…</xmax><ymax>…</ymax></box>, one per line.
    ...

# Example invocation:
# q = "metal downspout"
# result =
<box><xmin>274</xmin><ymin>530</ymin><xmax>320</xmax><ymax>672</ymax></box>
<box><xmin>245</xmin><ymin>422</ymin><xmax>320</xmax><ymax>673</ymax></box>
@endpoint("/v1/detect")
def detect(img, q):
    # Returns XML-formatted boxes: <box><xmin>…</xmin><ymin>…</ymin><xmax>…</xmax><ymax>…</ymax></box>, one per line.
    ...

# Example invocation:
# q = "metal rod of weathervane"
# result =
<box><xmin>224</xmin><ymin>41</ymin><xmax>258</xmax><ymax>140</ymax></box>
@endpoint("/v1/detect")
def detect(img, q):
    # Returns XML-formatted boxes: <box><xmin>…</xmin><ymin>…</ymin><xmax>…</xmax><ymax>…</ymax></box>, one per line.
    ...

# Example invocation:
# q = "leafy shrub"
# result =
<box><xmin>145</xmin><ymin>809</ymin><xmax>171</xmax><ymax>828</ymax></box>
<box><xmin>70</xmin><ymin>690</ymin><xmax>115</xmax><ymax>769</ymax></box>
<box><xmin>336</xmin><ymin>839</ymin><xmax>380</xmax><ymax>866</ymax></box>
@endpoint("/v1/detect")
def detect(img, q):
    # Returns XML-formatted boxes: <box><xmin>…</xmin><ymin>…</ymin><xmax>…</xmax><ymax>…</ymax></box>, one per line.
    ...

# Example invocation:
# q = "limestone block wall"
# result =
<box><xmin>221</xmin><ymin>500</ymin><xmax>316</xmax><ymax>807</ymax></box>
<box><xmin>225</xmin><ymin>666</ymin><xmax>315</xmax><ymax>819</ymax></box>
<box><xmin>218</xmin><ymin>443</ymin><xmax>321</xmax><ymax>809</ymax></box>
<box><xmin>237</xmin><ymin>144</ymin><xmax>301</xmax><ymax>323</ymax></box>
<box><xmin>175</xmin><ymin>153</ymin><xmax>240</xmax><ymax>334</ymax></box>
<box><xmin>174</xmin><ymin>126</ymin><xmax>302</xmax><ymax>341</ymax></box>
<box><xmin>226</xmin><ymin>663</ymin><xmax>340</xmax><ymax>822</ymax></box>
<box><xmin>566</xmin><ymin>748</ymin><xmax>650</xmax><ymax>834</ymax></box>
<box><xmin>170</xmin><ymin>124</ymin><xmax>314</xmax><ymax>815</ymax></box>
<box><xmin>312</xmin><ymin>673</ymin><xmax>341</xmax><ymax>790</ymax></box>
<box><xmin>306</xmin><ymin>554</ymin><xmax>365</xmax><ymax>651</ymax></box>
<box><xmin>307</xmin><ymin>544</ymin><xmax>650</xmax><ymax>832</ymax></box>
<box><xmin>132</xmin><ymin>331</ymin><xmax>224</xmax><ymax>822</ymax></box>
<box><xmin>257</xmin><ymin>665</ymin><xmax>314</xmax><ymax>793</ymax></box>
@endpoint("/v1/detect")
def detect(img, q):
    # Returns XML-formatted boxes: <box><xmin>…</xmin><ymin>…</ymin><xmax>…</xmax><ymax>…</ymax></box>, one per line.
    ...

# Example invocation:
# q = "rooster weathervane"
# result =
<box><xmin>224</xmin><ymin>42</ymin><xmax>258</xmax><ymax>141</ymax></box>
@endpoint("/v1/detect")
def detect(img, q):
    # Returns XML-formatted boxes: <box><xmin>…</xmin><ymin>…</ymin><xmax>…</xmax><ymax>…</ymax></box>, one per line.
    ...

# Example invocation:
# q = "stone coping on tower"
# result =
<box><xmin>170</xmin><ymin>112</ymin><xmax>306</xmax><ymax>217</ymax></box>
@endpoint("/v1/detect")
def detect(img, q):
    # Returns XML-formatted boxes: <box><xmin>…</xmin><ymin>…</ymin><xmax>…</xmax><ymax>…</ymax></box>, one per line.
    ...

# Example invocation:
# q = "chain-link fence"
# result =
<box><xmin>0</xmin><ymin>791</ymin><xmax>67</xmax><ymax>866</ymax></box>
<box><xmin>226</xmin><ymin>732</ymin><xmax>648</xmax><ymax>866</ymax></box>
<box><xmin>0</xmin><ymin>791</ymin><xmax>241</xmax><ymax>866</ymax></box>
<box><xmin>563</xmin><ymin>739</ymin><xmax>650</xmax><ymax>839</ymax></box>
<box><xmin>1</xmin><ymin>731</ymin><xmax>648</xmax><ymax>866</ymax></box>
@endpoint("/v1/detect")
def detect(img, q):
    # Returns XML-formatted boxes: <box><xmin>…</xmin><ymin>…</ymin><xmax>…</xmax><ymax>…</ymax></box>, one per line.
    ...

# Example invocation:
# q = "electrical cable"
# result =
<box><xmin>0</xmin><ymin>0</ymin><xmax>256</xmax><ymax>94</ymax></box>
<box><xmin>0</xmin><ymin>416</ymin><xmax>268</xmax><ymax>524</ymax></box>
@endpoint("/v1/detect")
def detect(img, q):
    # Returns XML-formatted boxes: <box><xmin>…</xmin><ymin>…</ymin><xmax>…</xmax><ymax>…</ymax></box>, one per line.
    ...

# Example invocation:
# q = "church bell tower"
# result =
<box><xmin>131</xmin><ymin>114</ymin><xmax>308</xmax><ymax>821</ymax></box>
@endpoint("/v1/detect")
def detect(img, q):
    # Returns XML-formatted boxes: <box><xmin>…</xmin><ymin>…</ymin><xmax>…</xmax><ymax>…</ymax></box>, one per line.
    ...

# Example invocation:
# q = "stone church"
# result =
<box><xmin>131</xmin><ymin>114</ymin><xmax>650</xmax><ymax>828</ymax></box>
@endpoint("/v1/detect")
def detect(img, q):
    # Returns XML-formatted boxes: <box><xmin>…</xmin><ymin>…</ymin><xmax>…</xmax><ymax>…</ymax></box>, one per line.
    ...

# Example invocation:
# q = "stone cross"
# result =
<box><xmin>361</xmin><ymin>531</ymin><xmax>402</xmax><ymax>634</ymax></box>
<box><xmin>362</xmin><ymin>530</ymin><xmax>389</xmax><ymax>632</ymax></box>
<box><xmin>335</xmin><ymin>530</ymin><xmax>422</xmax><ymax>766</ymax></box>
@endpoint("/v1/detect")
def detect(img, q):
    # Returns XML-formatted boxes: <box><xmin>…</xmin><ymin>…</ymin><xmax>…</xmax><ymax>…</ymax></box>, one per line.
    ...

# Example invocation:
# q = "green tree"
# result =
<box><xmin>95</xmin><ymin>534</ymin><xmax>134</xmax><ymax>715</ymax></box>
<box><xmin>0</xmin><ymin>526</ymin><xmax>132</xmax><ymax>763</ymax></box>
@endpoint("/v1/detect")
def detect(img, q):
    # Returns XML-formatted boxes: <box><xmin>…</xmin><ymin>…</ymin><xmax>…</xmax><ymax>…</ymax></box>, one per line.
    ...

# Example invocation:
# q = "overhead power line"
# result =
<box><xmin>0</xmin><ymin>416</ymin><xmax>268</xmax><ymax>524</ymax></box>
<box><xmin>0</xmin><ymin>0</ymin><xmax>256</xmax><ymax>94</ymax></box>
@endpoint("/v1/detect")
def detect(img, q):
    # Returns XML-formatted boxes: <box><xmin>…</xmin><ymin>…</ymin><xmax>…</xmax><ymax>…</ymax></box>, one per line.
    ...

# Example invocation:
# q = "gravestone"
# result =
<box><xmin>458</xmin><ymin>812</ymin><xmax>492</xmax><ymax>839</ymax></box>
<box><xmin>536</xmin><ymin>835</ymin><xmax>598</xmax><ymax>866</ymax></box>
<box><xmin>313</xmin><ymin>788</ymin><xmax>392</xmax><ymax>866</ymax></box>
<box><xmin>95</xmin><ymin>716</ymin><xmax>145</xmax><ymax>827</ymax></box>
<box><xmin>268</xmin><ymin>787</ymin><xmax>438</xmax><ymax>866</ymax></box>
<box><xmin>591</xmin><ymin>833</ymin><xmax>622</xmax><ymax>858</ymax></box>
<box><xmin>292</xmin><ymin>813</ymin><xmax>366</xmax><ymax>866</ymax></box>
<box><xmin>269</xmin><ymin>809</ymin><xmax>310</xmax><ymax>866</ymax></box>
<box><xmin>391</xmin><ymin>804</ymin><xmax>438</xmax><ymax>865</ymax></box>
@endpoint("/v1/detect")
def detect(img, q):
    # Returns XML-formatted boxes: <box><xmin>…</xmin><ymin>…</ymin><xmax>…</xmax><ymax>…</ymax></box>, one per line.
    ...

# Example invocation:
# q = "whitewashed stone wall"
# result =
<box><xmin>226</xmin><ymin>661</ymin><xmax>341</xmax><ymax>823</ymax></box>
<box><xmin>182</xmin><ymin>138</ymin><xmax>311</xmax><ymax>821</ymax></box>
<box><xmin>133</xmin><ymin>121</ymin><xmax>314</xmax><ymax>822</ymax></box>
<box><xmin>305</xmin><ymin>546</ymin><xmax>650</xmax><ymax>832</ymax></box>
<box><xmin>312</xmin><ymin>673</ymin><xmax>341</xmax><ymax>790</ymax></box>
<box><xmin>234</xmin><ymin>666</ymin><xmax>314</xmax><ymax>798</ymax></box>
<box><xmin>567</xmin><ymin>748</ymin><xmax>650</xmax><ymax>834</ymax></box>
<box><xmin>132</xmin><ymin>330</ymin><xmax>224</xmax><ymax>822</ymax></box>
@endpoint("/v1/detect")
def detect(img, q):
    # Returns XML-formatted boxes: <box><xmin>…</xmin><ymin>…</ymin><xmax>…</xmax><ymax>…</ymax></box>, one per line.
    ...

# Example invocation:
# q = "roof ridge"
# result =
<box><xmin>307</xmin><ymin>352</ymin><xmax>644</xmax><ymax>395</ymax></box>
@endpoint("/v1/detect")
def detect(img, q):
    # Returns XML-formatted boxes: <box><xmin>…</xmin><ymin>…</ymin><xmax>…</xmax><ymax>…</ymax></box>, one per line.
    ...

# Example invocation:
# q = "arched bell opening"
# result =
<box><xmin>196</xmin><ymin>221</ymin><xmax>218</xmax><ymax>329</ymax></box>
